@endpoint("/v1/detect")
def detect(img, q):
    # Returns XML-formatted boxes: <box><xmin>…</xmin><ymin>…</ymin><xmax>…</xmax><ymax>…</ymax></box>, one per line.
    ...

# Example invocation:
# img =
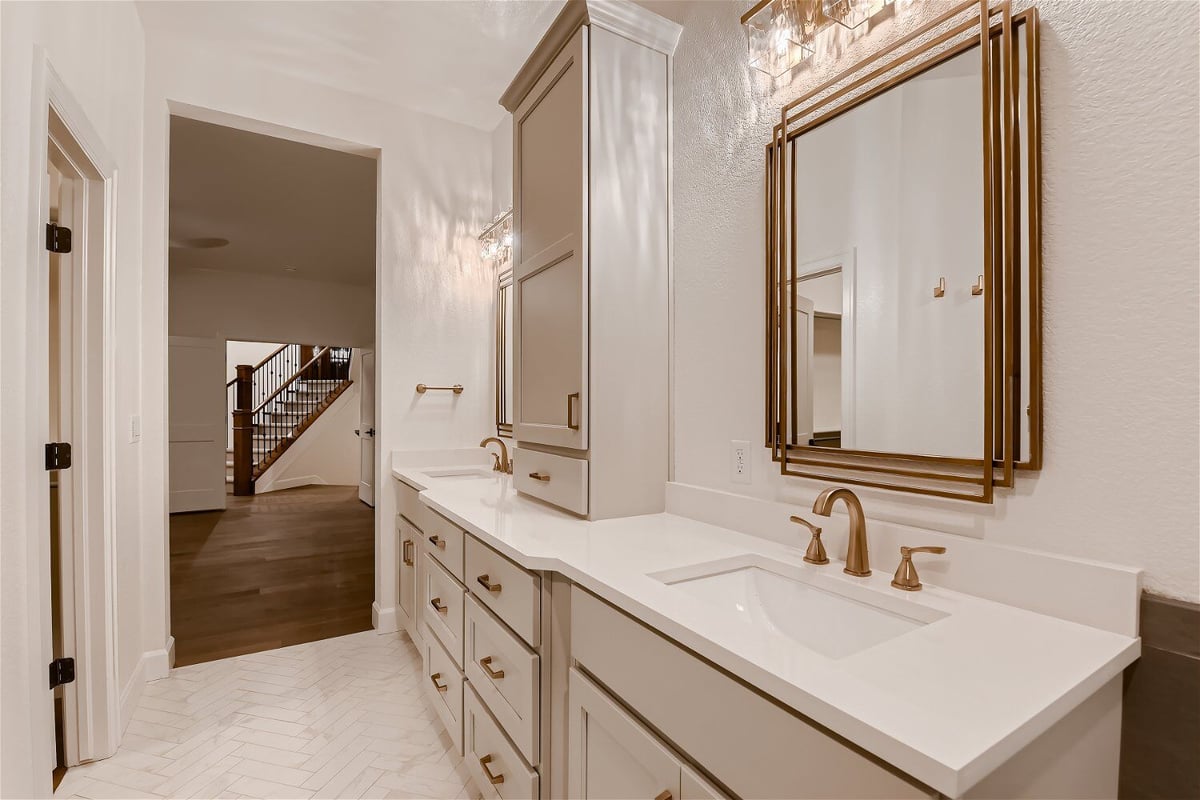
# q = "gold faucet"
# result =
<box><xmin>479</xmin><ymin>437</ymin><xmax>511</xmax><ymax>474</ymax></box>
<box><xmin>811</xmin><ymin>487</ymin><xmax>871</xmax><ymax>577</ymax></box>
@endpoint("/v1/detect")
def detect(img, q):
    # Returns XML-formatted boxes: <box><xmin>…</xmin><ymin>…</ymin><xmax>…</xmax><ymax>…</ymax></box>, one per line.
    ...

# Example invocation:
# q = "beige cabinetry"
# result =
<box><xmin>503</xmin><ymin>0</ymin><xmax>680</xmax><ymax>520</ymax></box>
<box><xmin>568</xmin><ymin>668</ymin><xmax>726</xmax><ymax>800</ymax></box>
<box><xmin>570</xmin><ymin>587</ymin><xmax>934</xmax><ymax>800</ymax></box>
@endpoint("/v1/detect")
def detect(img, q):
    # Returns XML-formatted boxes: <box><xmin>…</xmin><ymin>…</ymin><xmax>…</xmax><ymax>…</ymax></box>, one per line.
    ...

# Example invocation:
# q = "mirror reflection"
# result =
<box><xmin>785</xmin><ymin>44</ymin><xmax>985</xmax><ymax>460</ymax></box>
<box><xmin>497</xmin><ymin>270</ymin><xmax>513</xmax><ymax>437</ymax></box>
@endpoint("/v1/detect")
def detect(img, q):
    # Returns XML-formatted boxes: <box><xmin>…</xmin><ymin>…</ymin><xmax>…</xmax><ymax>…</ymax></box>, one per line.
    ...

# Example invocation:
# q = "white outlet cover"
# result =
<box><xmin>731</xmin><ymin>439</ymin><xmax>751</xmax><ymax>484</ymax></box>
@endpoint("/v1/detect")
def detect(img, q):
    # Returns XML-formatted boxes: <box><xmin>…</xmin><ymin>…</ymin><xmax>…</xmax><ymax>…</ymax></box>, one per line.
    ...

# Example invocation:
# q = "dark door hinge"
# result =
<box><xmin>45</xmin><ymin>223</ymin><xmax>72</xmax><ymax>254</ymax></box>
<box><xmin>49</xmin><ymin>657</ymin><xmax>75</xmax><ymax>689</ymax></box>
<box><xmin>45</xmin><ymin>442</ymin><xmax>72</xmax><ymax>470</ymax></box>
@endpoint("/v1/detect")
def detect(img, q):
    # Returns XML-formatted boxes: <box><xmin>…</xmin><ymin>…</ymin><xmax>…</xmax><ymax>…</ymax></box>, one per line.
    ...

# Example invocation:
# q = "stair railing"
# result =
<box><xmin>231</xmin><ymin>344</ymin><xmax>352</xmax><ymax>495</ymax></box>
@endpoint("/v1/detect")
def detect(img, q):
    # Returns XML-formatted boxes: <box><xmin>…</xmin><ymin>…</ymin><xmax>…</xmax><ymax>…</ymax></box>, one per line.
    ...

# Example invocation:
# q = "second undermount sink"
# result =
<box><xmin>421</xmin><ymin>467</ymin><xmax>497</xmax><ymax>481</ymax></box>
<box><xmin>650</xmin><ymin>555</ymin><xmax>948</xmax><ymax>659</ymax></box>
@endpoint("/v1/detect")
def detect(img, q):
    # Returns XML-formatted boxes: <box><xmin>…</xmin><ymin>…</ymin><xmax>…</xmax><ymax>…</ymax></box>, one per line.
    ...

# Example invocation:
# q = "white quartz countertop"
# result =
<box><xmin>394</xmin><ymin>465</ymin><xmax>1140</xmax><ymax>797</ymax></box>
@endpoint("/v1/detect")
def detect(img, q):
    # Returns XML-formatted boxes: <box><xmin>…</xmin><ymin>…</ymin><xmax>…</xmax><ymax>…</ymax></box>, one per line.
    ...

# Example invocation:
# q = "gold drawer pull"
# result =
<box><xmin>476</xmin><ymin>574</ymin><xmax>502</xmax><ymax>593</ymax></box>
<box><xmin>566</xmin><ymin>391</ymin><xmax>580</xmax><ymax>431</ymax></box>
<box><xmin>402</xmin><ymin>539</ymin><xmax>414</xmax><ymax>567</ymax></box>
<box><xmin>429</xmin><ymin>534</ymin><xmax>446</xmax><ymax>549</ymax></box>
<box><xmin>430</xmin><ymin>597</ymin><xmax>447</xmax><ymax>613</ymax></box>
<box><xmin>528</xmin><ymin>472</ymin><xmax>550</xmax><ymax>482</ymax></box>
<box><xmin>654</xmin><ymin>792</ymin><xmax>672</xmax><ymax>800</ymax></box>
<box><xmin>479</xmin><ymin>754</ymin><xmax>504</xmax><ymax>785</ymax></box>
<box><xmin>479</xmin><ymin>656</ymin><xmax>505</xmax><ymax>680</ymax></box>
<box><xmin>430</xmin><ymin>672</ymin><xmax>448</xmax><ymax>693</ymax></box>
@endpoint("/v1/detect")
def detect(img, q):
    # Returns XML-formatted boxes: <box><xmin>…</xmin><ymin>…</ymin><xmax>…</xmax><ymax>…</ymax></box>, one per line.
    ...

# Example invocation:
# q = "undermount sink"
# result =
<box><xmin>421</xmin><ymin>467</ymin><xmax>497</xmax><ymax>481</ymax></box>
<box><xmin>650</xmin><ymin>555</ymin><xmax>948</xmax><ymax>659</ymax></box>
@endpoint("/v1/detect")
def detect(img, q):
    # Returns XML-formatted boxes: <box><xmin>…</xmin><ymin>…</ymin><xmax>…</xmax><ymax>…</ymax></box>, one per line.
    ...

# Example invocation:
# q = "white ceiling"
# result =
<box><xmin>137</xmin><ymin>0</ymin><xmax>566</xmax><ymax>131</ymax></box>
<box><xmin>169</xmin><ymin>116</ymin><xmax>377</xmax><ymax>286</ymax></box>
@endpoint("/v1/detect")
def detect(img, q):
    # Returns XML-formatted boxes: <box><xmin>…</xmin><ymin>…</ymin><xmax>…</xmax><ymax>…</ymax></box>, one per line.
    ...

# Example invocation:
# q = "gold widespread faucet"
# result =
<box><xmin>811</xmin><ymin>487</ymin><xmax>871</xmax><ymax>577</ymax></box>
<box><xmin>479</xmin><ymin>437</ymin><xmax>511</xmax><ymax>474</ymax></box>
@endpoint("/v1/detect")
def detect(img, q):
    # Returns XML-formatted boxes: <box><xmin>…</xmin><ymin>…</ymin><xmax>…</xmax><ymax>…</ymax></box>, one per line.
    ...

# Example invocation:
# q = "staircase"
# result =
<box><xmin>227</xmin><ymin>345</ymin><xmax>353</xmax><ymax>495</ymax></box>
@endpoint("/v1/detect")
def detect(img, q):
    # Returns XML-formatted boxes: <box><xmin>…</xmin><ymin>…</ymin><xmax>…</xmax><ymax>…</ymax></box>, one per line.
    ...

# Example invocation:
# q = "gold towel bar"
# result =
<box><xmin>416</xmin><ymin>383</ymin><xmax>464</xmax><ymax>394</ymax></box>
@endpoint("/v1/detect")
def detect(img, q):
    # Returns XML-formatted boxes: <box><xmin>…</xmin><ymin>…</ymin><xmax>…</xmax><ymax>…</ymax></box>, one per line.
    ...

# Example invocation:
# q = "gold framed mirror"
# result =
<box><xmin>765</xmin><ymin>0</ymin><xmax>1041</xmax><ymax>502</ymax></box>
<box><xmin>496</xmin><ymin>268</ymin><xmax>514</xmax><ymax>438</ymax></box>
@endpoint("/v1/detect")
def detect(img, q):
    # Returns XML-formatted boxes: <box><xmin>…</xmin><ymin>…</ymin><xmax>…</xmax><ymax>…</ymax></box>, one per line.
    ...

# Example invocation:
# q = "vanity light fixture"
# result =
<box><xmin>478</xmin><ymin>207</ymin><xmax>514</xmax><ymax>265</ymax></box>
<box><xmin>742</xmin><ymin>0</ymin><xmax>898</xmax><ymax>77</ymax></box>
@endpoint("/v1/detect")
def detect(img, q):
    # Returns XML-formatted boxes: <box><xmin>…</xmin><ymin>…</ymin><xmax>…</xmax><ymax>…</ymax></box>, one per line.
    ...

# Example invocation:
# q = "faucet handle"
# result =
<box><xmin>790</xmin><ymin>515</ymin><xmax>829</xmax><ymax>566</ymax></box>
<box><xmin>891</xmin><ymin>545</ymin><xmax>946</xmax><ymax>592</ymax></box>
<box><xmin>489</xmin><ymin>452</ymin><xmax>502</xmax><ymax>472</ymax></box>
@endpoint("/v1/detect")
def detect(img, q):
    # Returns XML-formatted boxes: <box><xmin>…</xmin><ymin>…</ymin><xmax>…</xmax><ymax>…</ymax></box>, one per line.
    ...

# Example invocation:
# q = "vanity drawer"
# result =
<box><xmin>424</xmin><ymin>511</ymin><xmax>465</xmax><ymax>582</ymax></box>
<box><xmin>513</xmin><ymin>447</ymin><xmax>588</xmax><ymax>516</ymax></box>
<box><xmin>465</xmin><ymin>594</ymin><xmax>541</xmax><ymax>765</ymax></box>
<box><xmin>466</xmin><ymin>535</ymin><xmax>541</xmax><ymax>648</ymax></box>
<box><xmin>422</xmin><ymin>554</ymin><xmax>466</xmax><ymax>667</ymax></box>
<box><xmin>397</xmin><ymin>480</ymin><xmax>436</xmax><ymax>533</ymax></box>
<box><xmin>421</xmin><ymin>632</ymin><xmax>463</xmax><ymax>755</ymax></box>
<box><xmin>465</xmin><ymin>683</ymin><xmax>539</xmax><ymax>800</ymax></box>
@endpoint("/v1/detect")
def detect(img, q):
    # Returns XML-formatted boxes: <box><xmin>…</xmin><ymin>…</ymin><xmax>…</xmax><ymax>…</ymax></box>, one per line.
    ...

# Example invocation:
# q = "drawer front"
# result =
<box><xmin>465</xmin><ymin>535</ymin><xmax>541</xmax><ymax>648</ymax></box>
<box><xmin>398</xmin><ymin>481</ymin><xmax>436</xmax><ymax>533</ymax></box>
<box><xmin>512</xmin><ymin>447</ymin><xmax>588</xmax><ymax>516</ymax></box>
<box><xmin>465</xmin><ymin>595</ymin><xmax>541</xmax><ymax>766</ymax></box>
<box><xmin>422</xmin><ymin>633</ymin><xmax>463</xmax><ymax>755</ymax></box>
<box><xmin>465</xmin><ymin>683</ymin><xmax>539</xmax><ymax>800</ymax></box>
<box><xmin>422</xmin><ymin>554</ymin><xmax>466</xmax><ymax>667</ymax></box>
<box><xmin>424</xmin><ymin>511</ymin><xmax>466</xmax><ymax>582</ymax></box>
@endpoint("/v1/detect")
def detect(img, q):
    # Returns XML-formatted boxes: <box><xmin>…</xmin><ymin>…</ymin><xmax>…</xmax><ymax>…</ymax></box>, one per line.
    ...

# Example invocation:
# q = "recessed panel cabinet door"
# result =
<box><xmin>398</xmin><ymin>516</ymin><xmax>417</xmax><ymax>624</ymax></box>
<box><xmin>513</xmin><ymin>27</ymin><xmax>588</xmax><ymax>450</ymax></box>
<box><xmin>568</xmin><ymin>668</ymin><xmax>681</xmax><ymax>800</ymax></box>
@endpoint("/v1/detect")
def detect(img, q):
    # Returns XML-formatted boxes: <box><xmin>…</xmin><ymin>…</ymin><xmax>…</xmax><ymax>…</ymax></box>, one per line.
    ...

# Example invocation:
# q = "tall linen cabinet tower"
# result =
<box><xmin>502</xmin><ymin>0</ymin><xmax>680</xmax><ymax>520</ymax></box>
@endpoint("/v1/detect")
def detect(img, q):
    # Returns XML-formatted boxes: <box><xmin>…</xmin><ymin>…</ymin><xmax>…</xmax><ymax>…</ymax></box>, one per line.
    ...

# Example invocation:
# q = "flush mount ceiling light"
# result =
<box><xmin>478</xmin><ymin>207</ymin><xmax>513</xmax><ymax>265</ymax></box>
<box><xmin>742</xmin><ymin>0</ymin><xmax>896</xmax><ymax>76</ymax></box>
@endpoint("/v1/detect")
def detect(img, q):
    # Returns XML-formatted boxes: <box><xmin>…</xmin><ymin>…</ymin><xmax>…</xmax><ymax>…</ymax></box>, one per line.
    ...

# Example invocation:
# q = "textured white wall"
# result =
<box><xmin>669</xmin><ymin>0</ymin><xmax>1199</xmax><ymax>601</ymax></box>
<box><xmin>1</xmin><ymin>3</ymin><xmax>146</xmax><ymax>796</ymax></box>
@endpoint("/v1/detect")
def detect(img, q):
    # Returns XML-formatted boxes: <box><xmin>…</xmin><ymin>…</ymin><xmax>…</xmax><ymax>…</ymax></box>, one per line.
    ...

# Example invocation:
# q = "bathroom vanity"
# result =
<box><xmin>393</xmin><ymin>464</ymin><xmax>1139</xmax><ymax>799</ymax></box>
<box><xmin>389</xmin><ymin>1</ymin><xmax>1140</xmax><ymax>797</ymax></box>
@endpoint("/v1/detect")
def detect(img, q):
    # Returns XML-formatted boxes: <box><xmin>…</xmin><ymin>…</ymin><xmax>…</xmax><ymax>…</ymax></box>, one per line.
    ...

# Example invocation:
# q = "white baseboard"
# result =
<box><xmin>256</xmin><ymin>474</ymin><xmax>330</xmax><ymax>494</ymax></box>
<box><xmin>143</xmin><ymin>637</ymin><xmax>174</xmax><ymax>682</ymax></box>
<box><xmin>373</xmin><ymin>602</ymin><xmax>398</xmax><ymax>633</ymax></box>
<box><xmin>118</xmin><ymin>656</ymin><xmax>146</xmax><ymax>734</ymax></box>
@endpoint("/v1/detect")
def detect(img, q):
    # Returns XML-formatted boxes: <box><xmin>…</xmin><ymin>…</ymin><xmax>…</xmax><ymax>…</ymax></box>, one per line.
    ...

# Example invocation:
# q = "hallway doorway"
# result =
<box><xmin>166</xmin><ymin>114</ymin><xmax>378</xmax><ymax>665</ymax></box>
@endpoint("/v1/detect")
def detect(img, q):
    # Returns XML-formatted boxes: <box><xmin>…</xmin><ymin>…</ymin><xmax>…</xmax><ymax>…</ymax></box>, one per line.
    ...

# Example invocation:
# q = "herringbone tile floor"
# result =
<box><xmin>55</xmin><ymin>631</ymin><xmax>480</xmax><ymax>800</ymax></box>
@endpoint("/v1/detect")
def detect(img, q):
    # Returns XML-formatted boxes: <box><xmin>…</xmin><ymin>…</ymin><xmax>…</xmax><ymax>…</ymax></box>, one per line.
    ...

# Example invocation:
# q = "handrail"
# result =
<box><xmin>252</xmin><ymin>343</ymin><xmax>290</xmax><ymax>371</ymax></box>
<box><xmin>252</xmin><ymin>346</ymin><xmax>331</xmax><ymax>414</ymax></box>
<box><xmin>226</xmin><ymin>377</ymin><xmax>236</xmax><ymax>389</ymax></box>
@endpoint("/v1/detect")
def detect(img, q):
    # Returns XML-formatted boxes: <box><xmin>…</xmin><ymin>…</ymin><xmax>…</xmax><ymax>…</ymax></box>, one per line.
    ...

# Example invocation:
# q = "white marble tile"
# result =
<box><xmin>55</xmin><ymin>632</ymin><xmax>477</xmax><ymax>800</ymax></box>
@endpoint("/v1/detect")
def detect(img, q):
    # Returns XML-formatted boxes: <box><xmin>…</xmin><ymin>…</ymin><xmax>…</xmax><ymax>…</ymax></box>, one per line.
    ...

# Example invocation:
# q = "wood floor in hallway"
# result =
<box><xmin>170</xmin><ymin>485</ymin><xmax>375</xmax><ymax>667</ymax></box>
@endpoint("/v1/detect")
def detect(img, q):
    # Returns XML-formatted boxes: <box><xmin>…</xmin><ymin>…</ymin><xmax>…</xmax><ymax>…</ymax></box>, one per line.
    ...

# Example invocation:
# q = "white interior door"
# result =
<box><xmin>168</xmin><ymin>336</ymin><xmax>226</xmax><ymax>512</ymax></box>
<box><xmin>358</xmin><ymin>349</ymin><xmax>375</xmax><ymax>506</ymax></box>
<box><xmin>793</xmin><ymin>295</ymin><xmax>815</xmax><ymax>447</ymax></box>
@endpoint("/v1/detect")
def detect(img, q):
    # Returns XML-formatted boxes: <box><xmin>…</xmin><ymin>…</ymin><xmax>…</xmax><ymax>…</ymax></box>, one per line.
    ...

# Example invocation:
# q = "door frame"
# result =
<box><xmin>26</xmin><ymin>49</ymin><xmax>122</xmax><ymax>777</ymax></box>
<box><xmin>794</xmin><ymin>249</ymin><xmax>858</xmax><ymax>449</ymax></box>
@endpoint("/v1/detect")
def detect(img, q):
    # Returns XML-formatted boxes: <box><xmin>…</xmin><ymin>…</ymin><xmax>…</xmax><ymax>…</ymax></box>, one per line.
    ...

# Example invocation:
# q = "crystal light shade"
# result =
<box><xmin>744</xmin><ymin>0</ymin><xmax>814</xmax><ymax>78</ymax></box>
<box><xmin>823</xmin><ymin>0</ymin><xmax>891</xmax><ymax>30</ymax></box>
<box><xmin>478</xmin><ymin>208</ymin><xmax>513</xmax><ymax>265</ymax></box>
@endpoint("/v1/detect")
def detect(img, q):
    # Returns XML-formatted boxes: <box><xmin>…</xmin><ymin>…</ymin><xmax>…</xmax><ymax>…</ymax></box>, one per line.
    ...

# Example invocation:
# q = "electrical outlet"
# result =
<box><xmin>129</xmin><ymin>414</ymin><xmax>141</xmax><ymax>443</ymax></box>
<box><xmin>731</xmin><ymin>440</ymin><xmax>751</xmax><ymax>484</ymax></box>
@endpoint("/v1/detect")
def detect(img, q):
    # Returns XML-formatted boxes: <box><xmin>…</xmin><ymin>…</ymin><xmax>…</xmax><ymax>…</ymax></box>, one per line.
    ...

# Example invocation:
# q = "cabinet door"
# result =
<box><xmin>513</xmin><ymin>27</ymin><xmax>588</xmax><ymax>450</ymax></box>
<box><xmin>568</xmin><ymin>668</ymin><xmax>680</xmax><ymax>800</ymax></box>
<box><xmin>398</xmin><ymin>516</ymin><xmax>417</xmax><ymax>623</ymax></box>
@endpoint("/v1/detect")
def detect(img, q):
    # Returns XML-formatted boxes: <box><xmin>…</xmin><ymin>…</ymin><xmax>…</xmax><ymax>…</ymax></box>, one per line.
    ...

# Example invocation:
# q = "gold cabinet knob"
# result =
<box><xmin>430</xmin><ymin>597</ymin><xmax>447</xmax><ymax>613</ymax></box>
<box><xmin>891</xmin><ymin>545</ymin><xmax>947</xmax><ymax>591</ymax></box>
<box><xmin>528</xmin><ymin>472</ymin><xmax>550</xmax><ymax>482</ymax></box>
<box><xmin>429</xmin><ymin>534</ymin><xmax>446</xmax><ymax>549</ymax></box>
<box><xmin>429</xmin><ymin>672</ymin><xmax>448</xmax><ymax>693</ymax></box>
<box><xmin>476</xmin><ymin>574</ymin><xmax>502</xmax><ymax>593</ymax></box>
<box><xmin>479</xmin><ymin>656</ymin><xmax>505</xmax><ymax>680</ymax></box>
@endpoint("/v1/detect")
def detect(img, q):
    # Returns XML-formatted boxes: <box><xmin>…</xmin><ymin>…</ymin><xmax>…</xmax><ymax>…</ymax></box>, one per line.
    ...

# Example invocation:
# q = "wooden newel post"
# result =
<box><xmin>233</xmin><ymin>364</ymin><xmax>255</xmax><ymax>496</ymax></box>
